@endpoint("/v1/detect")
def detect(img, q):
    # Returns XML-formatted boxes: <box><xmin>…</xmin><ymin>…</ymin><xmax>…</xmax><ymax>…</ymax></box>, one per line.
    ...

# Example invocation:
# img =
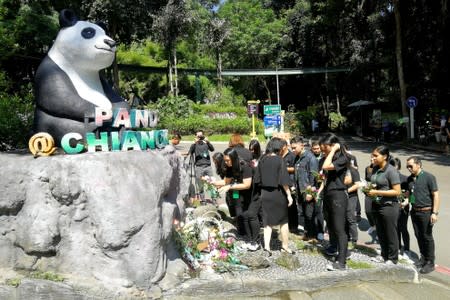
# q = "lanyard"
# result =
<box><xmin>409</xmin><ymin>170</ymin><xmax>423</xmax><ymax>204</ymax></box>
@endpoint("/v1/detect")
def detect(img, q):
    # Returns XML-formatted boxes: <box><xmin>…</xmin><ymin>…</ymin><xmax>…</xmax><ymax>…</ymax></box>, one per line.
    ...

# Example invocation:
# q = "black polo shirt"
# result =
<box><xmin>371</xmin><ymin>164</ymin><xmax>400</xmax><ymax>202</ymax></box>
<box><xmin>407</xmin><ymin>170</ymin><xmax>438</xmax><ymax>208</ymax></box>
<box><xmin>322</xmin><ymin>152</ymin><xmax>349</xmax><ymax>191</ymax></box>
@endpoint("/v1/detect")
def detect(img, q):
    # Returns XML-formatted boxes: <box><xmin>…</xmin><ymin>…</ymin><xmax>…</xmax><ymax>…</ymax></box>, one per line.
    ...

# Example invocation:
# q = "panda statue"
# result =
<box><xmin>33</xmin><ymin>9</ymin><xmax>129</xmax><ymax>146</ymax></box>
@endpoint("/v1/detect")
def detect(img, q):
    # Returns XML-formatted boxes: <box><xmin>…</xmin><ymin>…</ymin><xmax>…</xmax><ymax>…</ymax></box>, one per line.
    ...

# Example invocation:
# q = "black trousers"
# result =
<box><xmin>296</xmin><ymin>194</ymin><xmax>305</xmax><ymax>228</ymax></box>
<box><xmin>373</xmin><ymin>201</ymin><xmax>399</xmax><ymax>262</ymax></box>
<box><xmin>242</xmin><ymin>198</ymin><xmax>262</xmax><ymax>243</ymax></box>
<box><xmin>288</xmin><ymin>194</ymin><xmax>299</xmax><ymax>231</ymax></box>
<box><xmin>324</xmin><ymin>190</ymin><xmax>348</xmax><ymax>266</ymax></box>
<box><xmin>346</xmin><ymin>194</ymin><xmax>359</xmax><ymax>242</ymax></box>
<box><xmin>365</xmin><ymin>195</ymin><xmax>376</xmax><ymax>227</ymax></box>
<box><xmin>303</xmin><ymin>196</ymin><xmax>317</xmax><ymax>238</ymax></box>
<box><xmin>411</xmin><ymin>210</ymin><xmax>435</xmax><ymax>263</ymax></box>
<box><xmin>397</xmin><ymin>206</ymin><xmax>410</xmax><ymax>251</ymax></box>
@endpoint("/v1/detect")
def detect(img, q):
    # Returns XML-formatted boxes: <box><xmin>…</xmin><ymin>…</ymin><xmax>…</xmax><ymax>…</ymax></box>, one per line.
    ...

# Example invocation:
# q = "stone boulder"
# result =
<box><xmin>0</xmin><ymin>147</ymin><xmax>188</xmax><ymax>296</ymax></box>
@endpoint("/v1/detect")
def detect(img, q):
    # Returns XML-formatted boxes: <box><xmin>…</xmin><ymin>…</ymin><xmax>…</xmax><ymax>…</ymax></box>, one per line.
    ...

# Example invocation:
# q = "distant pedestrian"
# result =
<box><xmin>188</xmin><ymin>130</ymin><xmax>215</xmax><ymax>197</ymax></box>
<box><xmin>406</xmin><ymin>156</ymin><xmax>440</xmax><ymax>274</ymax></box>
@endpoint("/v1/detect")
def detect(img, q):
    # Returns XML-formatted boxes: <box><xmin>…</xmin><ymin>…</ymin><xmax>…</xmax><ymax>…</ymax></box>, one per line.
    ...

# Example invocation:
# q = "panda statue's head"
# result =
<box><xmin>49</xmin><ymin>9</ymin><xmax>116</xmax><ymax>72</ymax></box>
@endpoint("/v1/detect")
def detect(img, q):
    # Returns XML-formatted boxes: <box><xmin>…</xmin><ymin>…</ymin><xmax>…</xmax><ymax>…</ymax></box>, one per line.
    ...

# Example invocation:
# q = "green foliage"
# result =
<box><xmin>29</xmin><ymin>271</ymin><xmax>65</xmax><ymax>282</ymax></box>
<box><xmin>275</xmin><ymin>252</ymin><xmax>301</xmax><ymax>270</ymax></box>
<box><xmin>346</xmin><ymin>259</ymin><xmax>374</xmax><ymax>270</ymax></box>
<box><xmin>151</xmin><ymin>94</ymin><xmax>195</xmax><ymax>119</ymax></box>
<box><xmin>5</xmin><ymin>278</ymin><xmax>21</xmax><ymax>287</ymax></box>
<box><xmin>159</xmin><ymin>114</ymin><xmax>255</xmax><ymax>136</ymax></box>
<box><xmin>0</xmin><ymin>72</ymin><xmax>34</xmax><ymax>150</ymax></box>
<box><xmin>328</xmin><ymin>112</ymin><xmax>347</xmax><ymax>131</ymax></box>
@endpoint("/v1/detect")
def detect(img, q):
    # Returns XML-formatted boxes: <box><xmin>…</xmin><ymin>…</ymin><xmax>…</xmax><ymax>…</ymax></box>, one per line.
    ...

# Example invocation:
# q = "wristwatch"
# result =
<box><xmin>432</xmin><ymin>212</ymin><xmax>439</xmax><ymax>215</ymax></box>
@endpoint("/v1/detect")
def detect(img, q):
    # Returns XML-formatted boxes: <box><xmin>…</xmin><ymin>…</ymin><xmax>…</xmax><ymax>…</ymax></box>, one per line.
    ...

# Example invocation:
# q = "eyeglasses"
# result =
<box><xmin>406</xmin><ymin>165</ymin><xmax>414</xmax><ymax>169</ymax></box>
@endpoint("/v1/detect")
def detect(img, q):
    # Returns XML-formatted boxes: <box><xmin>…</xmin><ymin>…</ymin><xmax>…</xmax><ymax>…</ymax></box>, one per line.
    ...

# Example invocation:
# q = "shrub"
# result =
<box><xmin>0</xmin><ymin>73</ymin><xmax>34</xmax><ymax>151</ymax></box>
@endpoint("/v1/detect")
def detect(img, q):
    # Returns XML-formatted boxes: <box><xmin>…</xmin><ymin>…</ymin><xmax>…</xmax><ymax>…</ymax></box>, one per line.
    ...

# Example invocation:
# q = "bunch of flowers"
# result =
<box><xmin>172</xmin><ymin>216</ymin><xmax>242</xmax><ymax>272</ymax></box>
<box><xmin>311</xmin><ymin>170</ymin><xmax>326</xmax><ymax>185</ymax></box>
<box><xmin>360</xmin><ymin>181</ymin><xmax>380</xmax><ymax>202</ymax></box>
<box><xmin>201</xmin><ymin>175</ymin><xmax>220</xmax><ymax>200</ymax></box>
<box><xmin>398</xmin><ymin>189</ymin><xmax>409</xmax><ymax>205</ymax></box>
<box><xmin>304</xmin><ymin>186</ymin><xmax>318</xmax><ymax>201</ymax></box>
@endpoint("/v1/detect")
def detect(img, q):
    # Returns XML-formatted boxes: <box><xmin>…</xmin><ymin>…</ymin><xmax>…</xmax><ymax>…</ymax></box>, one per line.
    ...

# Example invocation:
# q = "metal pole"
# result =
<box><xmin>276</xmin><ymin>68</ymin><xmax>280</xmax><ymax>106</ymax></box>
<box><xmin>410</xmin><ymin>107</ymin><xmax>415</xmax><ymax>139</ymax></box>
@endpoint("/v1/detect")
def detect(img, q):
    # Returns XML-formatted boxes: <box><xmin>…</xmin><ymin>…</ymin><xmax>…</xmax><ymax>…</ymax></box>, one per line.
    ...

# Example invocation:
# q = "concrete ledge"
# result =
<box><xmin>163</xmin><ymin>265</ymin><xmax>418</xmax><ymax>298</ymax></box>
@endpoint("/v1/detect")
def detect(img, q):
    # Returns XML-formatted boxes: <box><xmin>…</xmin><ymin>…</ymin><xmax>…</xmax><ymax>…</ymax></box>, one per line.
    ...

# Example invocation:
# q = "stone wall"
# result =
<box><xmin>0</xmin><ymin>147</ymin><xmax>187</xmax><ymax>296</ymax></box>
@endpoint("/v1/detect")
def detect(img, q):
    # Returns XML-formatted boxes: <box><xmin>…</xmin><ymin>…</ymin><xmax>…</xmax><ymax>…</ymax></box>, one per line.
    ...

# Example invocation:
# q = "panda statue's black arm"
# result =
<box><xmin>35</xmin><ymin>56</ymin><xmax>97</xmax><ymax>121</ymax></box>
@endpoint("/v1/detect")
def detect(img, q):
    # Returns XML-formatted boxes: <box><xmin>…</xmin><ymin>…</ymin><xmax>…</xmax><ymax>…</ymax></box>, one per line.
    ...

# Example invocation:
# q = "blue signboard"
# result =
<box><xmin>264</xmin><ymin>115</ymin><xmax>281</xmax><ymax>127</ymax></box>
<box><xmin>406</xmin><ymin>96</ymin><xmax>418</xmax><ymax>108</ymax></box>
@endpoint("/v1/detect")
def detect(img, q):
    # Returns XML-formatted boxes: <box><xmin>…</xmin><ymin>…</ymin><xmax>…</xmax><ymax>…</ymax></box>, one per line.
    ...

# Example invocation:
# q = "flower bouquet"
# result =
<box><xmin>360</xmin><ymin>181</ymin><xmax>379</xmax><ymax>202</ymax></box>
<box><xmin>201</xmin><ymin>175</ymin><xmax>220</xmax><ymax>201</ymax></box>
<box><xmin>172</xmin><ymin>215</ymin><xmax>244</xmax><ymax>273</ymax></box>
<box><xmin>311</xmin><ymin>170</ymin><xmax>326</xmax><ymax>185</ymax></box>
<box><xmin>304</xmin><ymin>186</ymin><xmax>318</xmax><ymax>201</ymax></box>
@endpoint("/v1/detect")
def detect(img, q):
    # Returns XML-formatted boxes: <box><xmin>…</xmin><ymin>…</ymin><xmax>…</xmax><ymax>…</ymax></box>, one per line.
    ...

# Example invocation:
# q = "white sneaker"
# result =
<box><xmin>375</xmin><ymin>248</ymin><xmax>381</xmax><ymax>255</ymax></box>
<box><xmin>367</xmin><ymin>226</ymin><xmax>375</xmax><ymax>235</ymax></box>
<box><xmin>370</xmin><ymin>256</ymin><xmax>383</xmax><ymax>263</ymax></box>
<box><xmin>385</xmin><ymin>260</ymin><xmax>394</xmax><ymax>265</ymax></box>
<box><xmin>297</xmin><ymin>225</ymin><xmax>305</xmax><ymax>231</ymax></box>
<box><xmin>246</xmin><ymin>242</ymin><xmax>260</xmax><ymax>252</ymax></box>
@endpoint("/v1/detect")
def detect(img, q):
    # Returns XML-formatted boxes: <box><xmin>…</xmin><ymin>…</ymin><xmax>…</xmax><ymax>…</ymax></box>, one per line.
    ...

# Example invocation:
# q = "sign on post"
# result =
<box><xmin>264</xmin><ymin>105</ymin><xmax>281</xmax><ymax>115</ymax></box>
<box><xmin>406</xmin><ymin>96</ymin><xmax>418</xmax><ymax>139</ymax></box>
<box><xmin>406</xmin><ymin>96</ymin><xmax>418</xmax><ymax>108</ymax></box>
<box><xmin>263</xmin><ymin>115</ymin><xmax>281</xmax><ymax>127</ymax></box>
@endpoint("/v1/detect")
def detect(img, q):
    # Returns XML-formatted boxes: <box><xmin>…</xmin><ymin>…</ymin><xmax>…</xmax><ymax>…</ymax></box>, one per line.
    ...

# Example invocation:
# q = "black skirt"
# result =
<box><xmin>261</xmin><ymin>187</ymin><xmax>288</xmax><ymax>226</ymax></box>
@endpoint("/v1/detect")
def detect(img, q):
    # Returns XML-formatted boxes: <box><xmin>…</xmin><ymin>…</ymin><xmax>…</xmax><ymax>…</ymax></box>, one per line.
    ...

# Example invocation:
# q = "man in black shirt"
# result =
<box><xmin>406</xmin><ymin>156</ymin><xmax>440</xmax><ymax>274</ymax></box>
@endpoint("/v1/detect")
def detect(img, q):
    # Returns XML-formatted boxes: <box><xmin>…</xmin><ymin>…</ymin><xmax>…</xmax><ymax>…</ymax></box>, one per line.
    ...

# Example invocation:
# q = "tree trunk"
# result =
<box><xmin>173</xmin><ymin>47</ymin><xmax>178</xmax><ymax>97</ymax></box>
<box><xmin>216</xmin><ymin>48</ymin><xmax>223</xmax><ymax>90</ymax></box>
<box><xmin>262</xmin><ymin>78</ymin><xmax>271</xmax><ymax>100</ymax></box>
<box><xmin>336</xmin><ymin>93</ymin><xmax>341</xmax><ymax>115</ymax></box>
<box><xmin>168</xmin><ymin>60</ymin><xmax>174</xmax><ymax>96</ymax></box>
<box><xmin>393</xmin><ymin>0</ymin><xmax>409</xmax><ymax>138</ymax></box>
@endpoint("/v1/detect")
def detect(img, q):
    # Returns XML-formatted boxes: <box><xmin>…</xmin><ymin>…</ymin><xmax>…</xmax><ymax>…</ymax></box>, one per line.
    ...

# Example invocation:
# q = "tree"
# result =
<box><xmin>152</xmin><ymin>0</ymin><xmax>195</xmax><ymax>96</ymax></box>
<box><xmin>218</xmin><ymin>0</ymin><xmax>285</xmax><ymax>100</ymax></box>
<box><xmin>79</xmin><ymin>0</ymin><xmax>166</xmax><ymax>89</ymax></box>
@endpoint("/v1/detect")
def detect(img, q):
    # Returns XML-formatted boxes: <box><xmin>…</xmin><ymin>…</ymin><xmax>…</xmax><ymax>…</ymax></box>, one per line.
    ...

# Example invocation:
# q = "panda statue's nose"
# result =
<box><xmin>104</xmin><ymin>39</ymin><xmax>116</xmax><ymax>48</ymax></box>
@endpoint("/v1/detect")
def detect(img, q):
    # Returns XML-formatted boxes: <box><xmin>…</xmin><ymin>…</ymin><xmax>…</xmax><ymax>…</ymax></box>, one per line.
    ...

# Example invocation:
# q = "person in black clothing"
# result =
<box><xmin>228</xmin><ymin>133</ymin><xmax>253</xmax><ymax>163</ymax></box>
<box><xmin>188</xmin><ymin>130</ymin><xmax>215</xmax><ymax>196</ymax></box>
<box><xmin>280</xmin><ymin>138</ymin><xmax>298</xmax><ymax>233</ymax></box>
<box><xmin>319</xmin><ymin>133</ymin><xmax>350</xmax><ymax>271</ymax></box>
<box><xmin>253</xmin><ymin>137</ymin><xmax>294</xmax><ymax>254</ymax></box>
<box><xmin>291</xmin><ymin>136</ymin><xmax>320</xmax><ymax>240</ymax></box>
<box><xmin>406</xmin><ymin>156</ymin><xmax>440</xmax><ymax>274</ymax></box>
<box><xmin>366</xmin><ymin>145</ymin><xmax>401</xmax><ymax>264</ymax></box>
<box><xmin>213</xmin><ymin>148</ymin><xmax>259</xmax><ymax>250</ymax></box>
<box><xmin>346</xmin><ymin>165</ymin><xmax>361</xmax><ymax>247</ymax></box>
<box><xmin>389</xmin><ymin>157</ymin><xmax>411</xmax><ymax>259</ymax></box>
<box><xmin>364</xmin><ymin>161</ymin><xmax>377</xmax><ymax>239</ymax></box>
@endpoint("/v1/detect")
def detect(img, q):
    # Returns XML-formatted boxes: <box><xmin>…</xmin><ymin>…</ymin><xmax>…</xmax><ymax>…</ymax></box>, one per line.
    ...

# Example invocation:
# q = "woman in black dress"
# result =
<box><xmin>254</xmin><ymin>137</ymin><xmax>294</xmax><ymax>254</ymax></box>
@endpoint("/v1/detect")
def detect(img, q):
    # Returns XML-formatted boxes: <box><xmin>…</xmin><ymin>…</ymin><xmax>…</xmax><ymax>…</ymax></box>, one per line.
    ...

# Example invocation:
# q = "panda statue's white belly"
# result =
<box><xmin>49</xmin><ymin>50</ymin><xmax>112</xmax><ymax>110</ymax></box>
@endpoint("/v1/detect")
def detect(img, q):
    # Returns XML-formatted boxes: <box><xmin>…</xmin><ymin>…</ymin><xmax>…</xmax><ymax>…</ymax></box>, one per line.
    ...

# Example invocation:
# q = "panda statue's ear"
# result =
<box><xmin>96</xmin><ymin>21</ymin><xmax>109</xmax><ymax>34</ymax></box>
<box><xmin>59</xmin><ymin>9</ymin><xmax>78</xmax><ymax>28</ymax></box>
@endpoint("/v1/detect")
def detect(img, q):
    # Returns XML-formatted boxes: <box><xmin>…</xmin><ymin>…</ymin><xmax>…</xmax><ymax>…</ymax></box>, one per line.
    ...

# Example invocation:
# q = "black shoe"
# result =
<box><xmin>325</xmin><ymin>246</ymin><xmax>338</xmax><ymax>257</ymax></box>
<box><xmin>415</xmin><ymin>256</ymin><xmax>426</xmax><ymax>268</ymax></box>
<box><xmin>281</xmin><ymin>247</ymin><xmax>296</xmax><ymax>255</ymax></box>
<box><xmin>263</xmin><ymin>248</ymin><xmax>272</xmax><ymax>257</ymax></box>
<box><xmin>420</xmin><ymin>262</ymin><xmax>435</xmax><ymax>274</ymax></box>
<box><xmin>327</xmin><ymin>262</ymin><xmax>347</xmax><ymax>271</ymax></box>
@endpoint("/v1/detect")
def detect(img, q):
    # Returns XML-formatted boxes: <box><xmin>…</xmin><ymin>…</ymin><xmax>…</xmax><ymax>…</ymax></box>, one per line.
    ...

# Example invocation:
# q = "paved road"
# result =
<box><xmin>179</xmin><ymin>136</ymin><xmax>450</xmax><ymax>272</ymax></box>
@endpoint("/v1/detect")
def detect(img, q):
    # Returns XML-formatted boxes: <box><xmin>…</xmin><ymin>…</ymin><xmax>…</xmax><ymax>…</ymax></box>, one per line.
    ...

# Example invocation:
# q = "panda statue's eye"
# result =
<box><xmin>81</xmin><ymin>27</ymin><xmax>96</xmax><ymax>39</ymax></box>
